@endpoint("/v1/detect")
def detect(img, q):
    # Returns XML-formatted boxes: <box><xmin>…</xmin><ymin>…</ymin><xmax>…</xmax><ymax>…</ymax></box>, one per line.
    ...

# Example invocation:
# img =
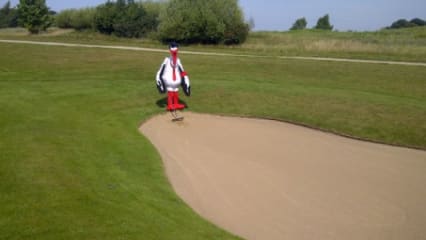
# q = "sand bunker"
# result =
<box><xmin>140</xmin><ymin>112</ymin><xmax>426</xmax><ymax>240</ymax></box>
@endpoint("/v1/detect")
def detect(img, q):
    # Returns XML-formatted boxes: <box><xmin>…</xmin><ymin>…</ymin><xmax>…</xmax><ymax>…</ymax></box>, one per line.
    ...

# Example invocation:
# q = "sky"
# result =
<box><xmin>2</xmin><ymin>0</ymin><xmax>426</xmax><ymax>31</ymax></box>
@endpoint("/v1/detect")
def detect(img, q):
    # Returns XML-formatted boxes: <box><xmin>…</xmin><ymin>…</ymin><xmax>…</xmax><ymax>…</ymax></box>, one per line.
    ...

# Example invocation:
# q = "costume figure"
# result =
<box><xmin>156</xmin><ymin>42</ymin><xmax>191</xmax><ymax>111</ymax></box>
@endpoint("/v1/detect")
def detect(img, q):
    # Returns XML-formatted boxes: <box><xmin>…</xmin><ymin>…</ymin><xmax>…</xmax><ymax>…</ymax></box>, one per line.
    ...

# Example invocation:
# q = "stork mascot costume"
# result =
<box><xmin>156</xmin><ymin>42</ymin><xmax>191</xmax><ymax>117</ymax></box>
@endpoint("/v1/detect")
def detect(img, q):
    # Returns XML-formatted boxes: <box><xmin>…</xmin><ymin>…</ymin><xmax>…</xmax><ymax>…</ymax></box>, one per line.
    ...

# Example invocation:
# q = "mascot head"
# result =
<box><xmin>169</xmin><ymin>42</ymin><xmax>179</xmax><ymax>65</ymax></box>
<box><xmin>169</xmin><ymin>42</ymin><xmax>179</xmax><ymax>55</ymax></box>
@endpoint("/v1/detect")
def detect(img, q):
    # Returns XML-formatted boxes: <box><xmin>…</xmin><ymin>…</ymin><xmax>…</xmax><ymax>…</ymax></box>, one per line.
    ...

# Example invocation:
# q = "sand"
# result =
<box><xmin>140</xmin><ymin>112</ymin><xmax>426</xmax><ymax>240</ymax></box>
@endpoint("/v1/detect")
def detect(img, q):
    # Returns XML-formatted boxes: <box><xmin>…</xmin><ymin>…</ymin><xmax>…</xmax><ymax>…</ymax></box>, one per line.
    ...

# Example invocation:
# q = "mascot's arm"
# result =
<box><xmin>155</xmin><ymin>58</ymin><xmax>167</xmax><ymax>94</ymax></box>
<box><xmin>178</xmin><ymin>60</ymin><xmax>191</xmax><ymax>96</ymax></box>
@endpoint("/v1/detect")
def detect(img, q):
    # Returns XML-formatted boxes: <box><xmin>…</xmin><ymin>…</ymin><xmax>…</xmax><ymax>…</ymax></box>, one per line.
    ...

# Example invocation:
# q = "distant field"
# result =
<box><xmin>239</xmin><ymin>27</ymin><xmax>426</xmax><ymax>62</ymax></box>
<box><xmin>1</xmin><ymin>26</ymin><xmax>426</xmax><ymax>62</ymax></box>
<box><xmin>0</xmin><ymin>30</ymin><xmax>425</xmax><ymax>239</ymax></box>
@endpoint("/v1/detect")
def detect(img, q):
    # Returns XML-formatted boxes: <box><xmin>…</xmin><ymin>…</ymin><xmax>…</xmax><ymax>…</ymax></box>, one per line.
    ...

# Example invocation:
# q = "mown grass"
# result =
<box><xmin>0</xmin><ymin>44</ymin><xmax>241</xmax><ymax>240</ymax></box>
<box><xmin>0</xmin><ymin>32</ymin><xmax>425</xmax><ymax>239</ymax></box>
<box><xmin>188</xmin><ymin>54</ymin><xmax>426</xmax><ymax>148</ymax></box>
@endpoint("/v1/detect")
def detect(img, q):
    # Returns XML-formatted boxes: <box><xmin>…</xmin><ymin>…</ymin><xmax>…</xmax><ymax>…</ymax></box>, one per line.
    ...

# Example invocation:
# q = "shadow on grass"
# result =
<box><xmin>156</xmin><ymin>97</ymin><xmax>189</xmax><ymax>109</ymax></box>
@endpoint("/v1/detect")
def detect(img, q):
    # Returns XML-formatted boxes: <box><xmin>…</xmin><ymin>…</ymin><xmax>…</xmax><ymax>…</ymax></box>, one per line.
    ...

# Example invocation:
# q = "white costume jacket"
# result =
<box><xmin>156</xmin><ymin>57</ymin><xmax>191</xmax><ymax>96</ymax></box>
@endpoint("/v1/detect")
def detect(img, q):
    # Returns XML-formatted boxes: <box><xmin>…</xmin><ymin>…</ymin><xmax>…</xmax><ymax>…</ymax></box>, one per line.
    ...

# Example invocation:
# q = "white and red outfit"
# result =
<box><xmin>156</xmin><ymin>43</ymin><xmax>191</xmax><ymax>110</ymax></box>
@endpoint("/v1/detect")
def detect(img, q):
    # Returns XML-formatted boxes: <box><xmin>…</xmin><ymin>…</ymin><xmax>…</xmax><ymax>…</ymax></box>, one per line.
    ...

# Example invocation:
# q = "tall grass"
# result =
<box><xmin>240</xmin><ymin>27</ymin><xmax>426</xmax><ymax>61</ymax></box>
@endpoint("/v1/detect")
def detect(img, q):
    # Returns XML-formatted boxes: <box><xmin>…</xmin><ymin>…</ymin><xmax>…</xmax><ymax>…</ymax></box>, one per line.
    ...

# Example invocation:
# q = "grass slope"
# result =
<box><xmin>0</xmin><ymin>36</ymin><xmax>425</xmax><ymax>239</ymax></box>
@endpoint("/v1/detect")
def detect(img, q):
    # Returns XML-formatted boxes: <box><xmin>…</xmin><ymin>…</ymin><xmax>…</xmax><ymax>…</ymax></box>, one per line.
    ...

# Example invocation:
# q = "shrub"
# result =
<box><xmin>94</xmin><ymin>0</ymin><xmax>150</xmax><ymax>38</ymax></box>
<box><xmin>57</xmin><ymin>8</ymin><xmax>95</xmax><ymax>30</ymax></box>
<box><xmin>113</xmin><ymin>2</ymin><xmax>148</xmax><ymax>38</ymax></box>
<box><xmin>157</xmin><ymin>0</ymin><xmax>249</xmax><ymax>45</ymax></box>
<box><xmin>73</xmin><ymin>8</ymin><xmax>95</xmax><ymax>30</ymax></box>
<box><xmin>93</xmin><ymin>1</ymin><xmax>117</xmax><ymax>35</ymax></box>
<box><xmin>140</xmin><ymin>0</ymin><xmax>163</xmax><ymax>33</ymax></box>
<box><xmin>55</xmin><ymin>9</ymin><xmax>73</xmax><ymax>28</ymax></box>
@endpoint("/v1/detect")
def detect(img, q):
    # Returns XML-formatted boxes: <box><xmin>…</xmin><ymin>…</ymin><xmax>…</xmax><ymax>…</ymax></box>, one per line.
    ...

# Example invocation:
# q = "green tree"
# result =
<box><xmin>157</xmin><ymin>0</ymin><xmax>249</xmax><ymax>44</ymax></box>
<box><xmin>140</xmin><ymin>0</ymin><xmax>163</xmax><ymax>33</ymax></box>
<box><xmin>17</xmin><ymin>0</ymin><xmax>52</xmax><ymax>34</ymax></box>
<box><xmin>94</xmin><ymin>1</ymin><xmax>117</xmax><ymax>35</ymax></box>
<box><xmin>94</xmin><ymin>0</ymin><xmax>149</xmax><ymax>38</ymax></box>
<box><xmin>389</xmin><ymin>19</ymin><xmax>416</xmax><ymax>29</ymax></box>
<box><xmin>0</xmin><ymin>1</ymin><xmax>19</xmax><ymax>28</ymax></box>
<box><xmin>410</xmin><ymin>18</ymin><xmax>426</xmax><ymax>26</ymax></box>
<box><xmin>314</xmin><ymin>14</ymin><xmax>333</xmax><ymax>30</ymax></box>
<box><xmin>290</xmin><ymin>17</ymin><xmax>307</xmax><ymax>30</ymax></box>
<box><xmin>113</xmin><ymin>1</ymin><xmax>148</xmax><ymax>38</ymax></box>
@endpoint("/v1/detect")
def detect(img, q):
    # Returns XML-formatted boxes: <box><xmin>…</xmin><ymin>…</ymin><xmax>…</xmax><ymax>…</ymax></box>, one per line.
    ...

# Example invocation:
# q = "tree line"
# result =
<box><xmin>289</xmin><ymin>15</ymin><xmax>426</xmax><ymax>31</ymax></box>
<box><xmin>387</xmin><ymin>18</ymin><xmax>426</xmax><ymax>29</ymax></box>
<box><xmin>0</xmin><ymin>0</ymin><xmax>249</xmax><ymax>45</ymax></box>
<box><xmin>1</xmin><ymin>1</ymin><xmax>425</xmax><ymax>42</ymax></box>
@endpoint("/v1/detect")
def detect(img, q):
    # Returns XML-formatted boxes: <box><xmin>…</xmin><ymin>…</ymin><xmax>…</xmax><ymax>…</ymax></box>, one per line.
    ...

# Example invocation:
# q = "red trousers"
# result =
<box><xmin>167</xmin><ymin>91</ymin><xmax>185</xmax><ymax>110</ymax></box>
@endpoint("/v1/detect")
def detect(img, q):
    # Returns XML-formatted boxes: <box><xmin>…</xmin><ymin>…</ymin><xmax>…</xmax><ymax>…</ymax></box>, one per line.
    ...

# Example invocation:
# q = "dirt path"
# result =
<box><xmin>1</xmin><ymin>39</ymin><xmax>426</xmax><ymax>67</ymax></box>
<box><xmin>140</xmin><ymin>112</ymin><xmax>426</xmax><ymax>240</ymax></box>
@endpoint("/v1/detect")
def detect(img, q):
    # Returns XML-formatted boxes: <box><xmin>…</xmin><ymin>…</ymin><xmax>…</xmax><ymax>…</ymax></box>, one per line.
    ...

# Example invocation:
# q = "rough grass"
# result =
<box><xmin>239</xmin><ymin>27</ymin><xmax>426</xmax><ymax>62</ymax></box>
<box><xmin>0</xmin><ymin>27</ymin><xmax>161</xmax><ymax>48</ymax></box>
